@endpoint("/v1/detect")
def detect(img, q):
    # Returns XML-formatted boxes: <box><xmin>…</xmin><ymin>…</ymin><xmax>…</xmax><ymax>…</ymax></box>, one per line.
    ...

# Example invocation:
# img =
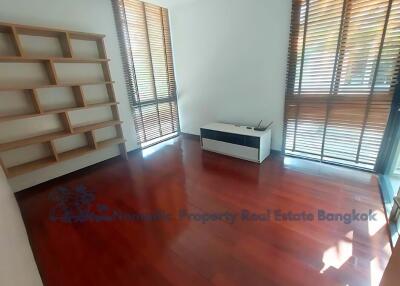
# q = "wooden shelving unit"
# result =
<box><xmin>0</xmin><ymin>22</ymin><xmax>128</xmax><ymax>178</ymax></box>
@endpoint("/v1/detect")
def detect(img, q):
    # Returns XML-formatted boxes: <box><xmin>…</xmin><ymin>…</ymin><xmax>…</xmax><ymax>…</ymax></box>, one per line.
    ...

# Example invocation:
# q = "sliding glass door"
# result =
<box><xmin>283</xmin><ymin>0</ymin><xmax>400</xmax><ymax>170</ymax></box>
<box><xmin>380</xmin><ymin>146</ymin><xmax>400</xmax><ymax>245</ymax></box>
<box><xmin>379</xmin><ymin>86</ymin><xmax>400</xmax><ymax>245</ymax></box>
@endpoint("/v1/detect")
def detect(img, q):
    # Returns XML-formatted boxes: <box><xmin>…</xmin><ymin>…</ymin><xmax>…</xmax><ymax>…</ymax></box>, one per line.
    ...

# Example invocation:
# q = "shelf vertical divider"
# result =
<box><xmin>44</xmin><ymin>59</ymin><xmax>58</xmax><ymax>85</ymax></box>
<box><xmin>86</xmin><ymin>131</ymin><xmax>98</xmax><ymax>150</ymax></box>
<box><xmin>27</xmin><ymin>89</ymin><xmax>43</xmax><ymax>114</ymax></box>
<box><xmin>72</xmin><ymin>86</ymin><xmax>86</xmax><ymax>107</ymax></box>
<box><xmin>10</xmin><ymin>26</ymin><xmax>24</xmax><ymax>57</ymax></box>
<box><xmin>59</xmin><ymin>112</ymin><xmax>73</xmax><ymax>134</ymax></box>
<box><xmin>48</xmin><ymin>141</ymin><xmax>59</xmax><ymax>161</ymax></box>
<box><xmin>59</xmin><ymin>32</ymin><xmax>73</xmax><ymax>58</ymax></box>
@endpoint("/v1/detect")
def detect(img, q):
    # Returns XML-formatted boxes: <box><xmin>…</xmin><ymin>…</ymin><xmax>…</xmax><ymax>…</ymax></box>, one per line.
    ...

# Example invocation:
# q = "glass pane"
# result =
<box><xmin>380</xmin><ymin>134</ymin><xmax>400</xmax><ymax>245</ymax></box>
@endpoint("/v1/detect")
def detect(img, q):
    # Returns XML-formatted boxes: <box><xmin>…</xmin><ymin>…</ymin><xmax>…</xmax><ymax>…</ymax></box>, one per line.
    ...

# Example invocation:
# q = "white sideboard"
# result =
<box><xmin>200</xmin><ymin>123</ymin><xmax>271</xmax><ymax>163</ymax></box>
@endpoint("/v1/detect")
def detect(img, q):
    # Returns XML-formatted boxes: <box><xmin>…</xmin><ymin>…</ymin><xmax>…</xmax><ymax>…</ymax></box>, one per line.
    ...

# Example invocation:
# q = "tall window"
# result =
<box><xmin>284</xmin><ymin>0</ymin><xmax>400</xmax><ymax>170</ymax></box>
<box><xmin>113</xmin><ymin>0</ymin><xmax>179</xmax><ymax>147</ymax></box>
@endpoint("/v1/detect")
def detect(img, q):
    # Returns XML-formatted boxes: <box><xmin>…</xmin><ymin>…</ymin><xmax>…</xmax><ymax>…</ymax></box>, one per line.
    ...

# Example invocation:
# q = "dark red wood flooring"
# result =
<box><xmin>16</xmin><ymin>135</ymin><xmax>391</xmax><ymax>286</ymax></box>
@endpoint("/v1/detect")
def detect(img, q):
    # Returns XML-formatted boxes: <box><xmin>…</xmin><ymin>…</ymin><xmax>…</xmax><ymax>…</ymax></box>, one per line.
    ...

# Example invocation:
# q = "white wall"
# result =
<box><xmin>169</xmin><ymin>0</ymin><xmax>291</xmax><ymax>150</ymax></box>
<box><xmin>0</xmin><ymin>168</ymin><xmax>43</xmax><ymax>285</ymax></box>
<box><xmin>0</xmin><ymin>0</ymin><xmax>139</xmax><ymax>191</ymax></box>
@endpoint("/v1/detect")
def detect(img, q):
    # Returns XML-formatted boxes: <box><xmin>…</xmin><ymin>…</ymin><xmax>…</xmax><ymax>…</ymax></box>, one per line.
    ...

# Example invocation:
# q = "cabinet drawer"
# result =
<box><xmin>202</xmin><ymin>138</ymin><xmax>259</xmax><ymax>162</ymax></box>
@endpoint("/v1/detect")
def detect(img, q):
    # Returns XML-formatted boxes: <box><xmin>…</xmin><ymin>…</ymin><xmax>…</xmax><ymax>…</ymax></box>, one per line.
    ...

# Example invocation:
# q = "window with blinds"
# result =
<box><xmin>113</xmin><ymin>0</ymin><xmax>179</xmax><ymax>146</ymax></box>
<box><xmin>284</xmin><ymin>0</ymin><xmax>400</xmax><ymax>170</ymax></box>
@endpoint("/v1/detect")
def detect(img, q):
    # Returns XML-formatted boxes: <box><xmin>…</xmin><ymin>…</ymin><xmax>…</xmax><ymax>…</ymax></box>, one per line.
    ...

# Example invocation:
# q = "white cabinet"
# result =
<box><xmin>200</xmin><ymin>123</ymin><xmax>271</xmax><ymax>163</ymax></box>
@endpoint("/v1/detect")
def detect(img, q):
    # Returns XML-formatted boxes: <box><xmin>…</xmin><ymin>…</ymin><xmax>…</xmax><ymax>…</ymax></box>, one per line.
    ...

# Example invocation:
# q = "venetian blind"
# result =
<box><xmin>113</xmin><ymin>0</ymin><xmax>179</xmax><ymax>145</ymax></box>
<box><xmin>284</xmin><ymin>0</ymin><xmax>400</xmax><ymax>169</ymax></box>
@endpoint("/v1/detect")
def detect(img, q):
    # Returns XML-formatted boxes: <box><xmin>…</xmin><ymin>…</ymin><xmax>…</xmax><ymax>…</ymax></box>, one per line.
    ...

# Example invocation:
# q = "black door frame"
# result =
<box><xmin>376</xmin><ymin>72</ymin><xmax>400</xmax><ymax>247</ymax></box>
<box><xmin>376</xmin><ymin>72</ymin><xmax>400</xmax><ymax>174</ymax></box>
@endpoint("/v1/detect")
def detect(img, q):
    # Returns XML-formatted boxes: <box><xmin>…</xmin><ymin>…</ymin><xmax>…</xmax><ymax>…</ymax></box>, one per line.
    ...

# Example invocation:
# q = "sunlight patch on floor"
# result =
<box><xmin>368</xmin><ymin>210</ymin><xmax>386</xmax><ymax>237</ymax></box>
<box><xmin>320</xmin><ymin>231</ymin><xmax>353</xmax><ymax>274</ymax></box>
<box><xmin>383</xmin><ymin>242</ymin><xmax>392</xmax><ymax>257</ymax></box>
<box><xmin>370</xmin><ymin>256</ymin><xmax>385</xmax><ymax>286</ymax></box>
<box><xmin>141</xmin><ymin>134</ymin><xmax>178</xmax><ymax>158</ymax></box>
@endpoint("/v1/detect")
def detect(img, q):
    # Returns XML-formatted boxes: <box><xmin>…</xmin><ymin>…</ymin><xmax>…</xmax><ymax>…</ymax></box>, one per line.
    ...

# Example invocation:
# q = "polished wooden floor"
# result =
<box><xmin>16</xmin><ymin>135</ymin><xmax>391</xmax><ymax>286</ymax></box>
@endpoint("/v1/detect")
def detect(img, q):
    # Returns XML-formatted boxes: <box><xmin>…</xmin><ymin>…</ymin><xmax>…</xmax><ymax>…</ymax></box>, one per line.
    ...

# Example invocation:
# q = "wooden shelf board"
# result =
<box><xmin>68</xmin><ymin>32</ymin><xmax>106</xmax><ymax>41</ymax></box>
<box><xmin>0</xmin><ymin>130</ymin><xmax>68</xmax><ymax>152</ymax></box>
<box><xmin>6</xmin><ymin>137</ymin><xmax>125</xmax><ymax>178</ymax></box>
<box><xmin>73</xmin><ymin>120</ymin><xmax>123</xmax><ymax>134</ymax></box>
<box><xmin>0</xmin><ymin>56</ymin><xmax>109</xmax><ymax>63</ymax></box>
<box><xmin>0</xmin><ymin>22</ymin><xmax>105</xmax><ymax>40</ymax></box>
<box><xmin>7</xmin><ymin>157</ymin><xmax>56</xmax><ymax>178</ymax></box>
<box><xmin>0</xmin><ymin>81</ymin><xmax>114</xmax><ymax>91</ymax></box>
<box><xmin>0</xmin><ymin>102</ymin><xmax>119</xmax><ymax>123</ymax></box>
<box><xmin>58</xmin><ymin>138</ymin><xmax>125</xmax><ymax>162</ymax></box>
<box><xmin>0</xmin><ymin>112</ymin><xmax>39</xmax><ymax>123</ymax></box>
<box><xmin>97</xmin><ymin>137</ymin><xmax>126</xmax><ymax>149</ymax></box>
<box><xmin>58</xmin><ymin>146</ymin><xmax>93</xmax><ymax>162</ymax></box>
<box><xmin>0</xmin><ymin>25</ymin><xmax>11</xmax><ymax>33</ymax></box>
<box><xmin>0</xmin><ymin>120</ymin><xmax>122</xmax><ymax>152</ymax></box>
